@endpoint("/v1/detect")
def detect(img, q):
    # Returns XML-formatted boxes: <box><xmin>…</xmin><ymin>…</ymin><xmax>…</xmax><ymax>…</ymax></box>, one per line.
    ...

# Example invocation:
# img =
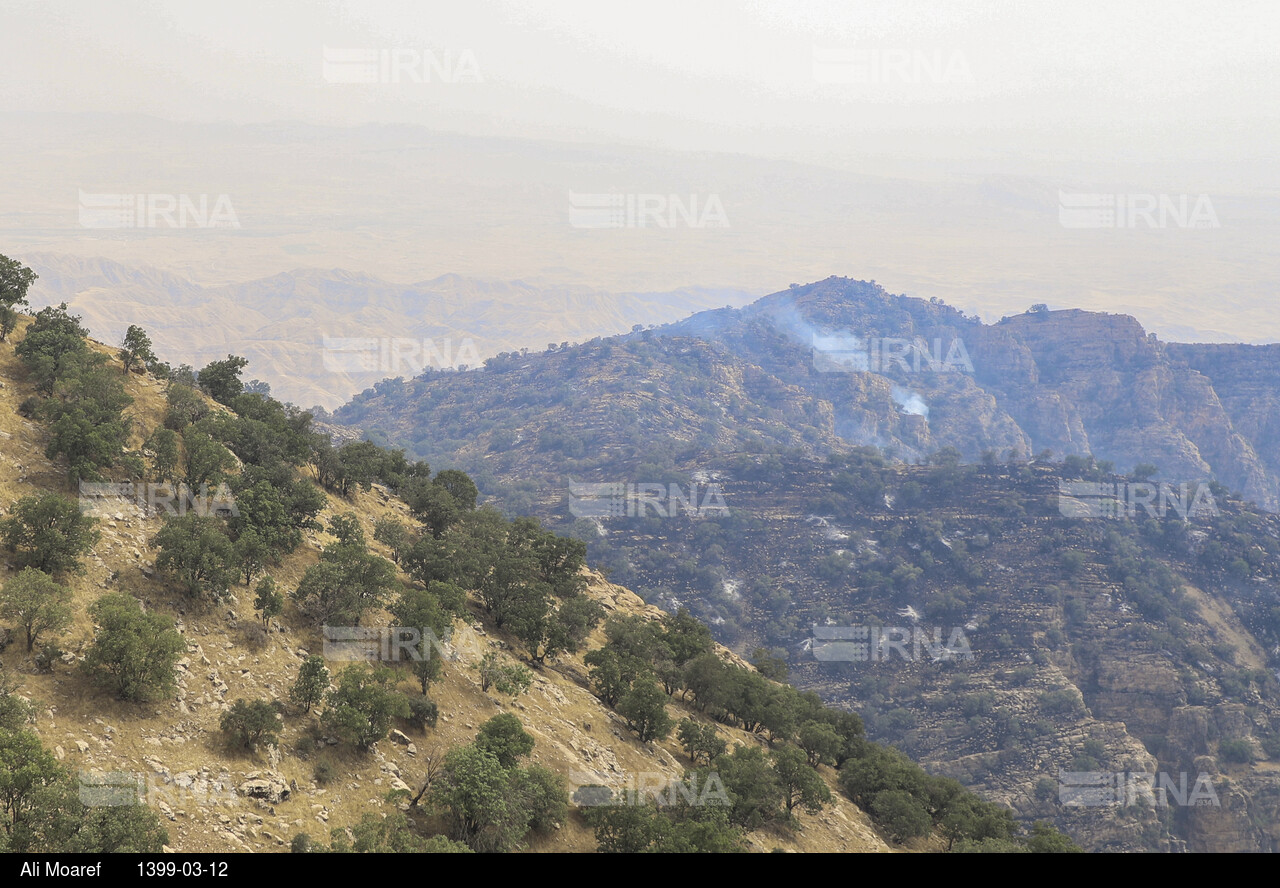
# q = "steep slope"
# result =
<box><xmin>325</xmin><ymin>278</ymin><xmax>1280</xmax><ymax>851</ymax></box>
<box><xmin>579</xmin><ymin>453</ymin><xmax>1280</xmax><ymax>852</ymax></box>
<box><xmin>0</xmin><ymin>321</ymin><xmax>892</xmax><ymax>854</ymax></box>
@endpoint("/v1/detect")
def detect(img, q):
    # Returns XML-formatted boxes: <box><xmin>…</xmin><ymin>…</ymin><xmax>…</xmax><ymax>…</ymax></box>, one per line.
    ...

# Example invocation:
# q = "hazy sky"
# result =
<box><xmin>4</xmin><ymin>0</ymin><xmax>1278</xmax><ymax>349</ymax></box>
<box><xmin>4</xmin><ymin>0</ymin><xmax>1278</xmax><ymax>173</ymax></box>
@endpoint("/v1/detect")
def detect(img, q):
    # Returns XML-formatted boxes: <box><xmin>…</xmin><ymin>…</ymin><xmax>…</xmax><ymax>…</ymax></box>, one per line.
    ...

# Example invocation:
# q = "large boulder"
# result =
<box><xmin>238</xmin><ymin>772</ymin><xmax>291</xmax><ymax>804</ymax></box>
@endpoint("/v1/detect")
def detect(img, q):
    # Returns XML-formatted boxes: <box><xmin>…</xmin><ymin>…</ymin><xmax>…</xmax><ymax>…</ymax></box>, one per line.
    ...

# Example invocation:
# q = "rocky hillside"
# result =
<box><xmin>324</xmin><ymin>279</ymin><xmax>1280</xmax><ymax>851</ymax></box>
<box><xmin>0</xmin><ymin>316</ymin><xmax>897</xmax><ymax>854</ymax></box>
<box><xmin>335</xmin><ymin>277</ymin><xmax>1280</xmax><ymax>513</ymax></box>
<box><xmin>597</xmin><ymin>453</ymin><xmax>1280</xmax><ymax>852</ymax></box>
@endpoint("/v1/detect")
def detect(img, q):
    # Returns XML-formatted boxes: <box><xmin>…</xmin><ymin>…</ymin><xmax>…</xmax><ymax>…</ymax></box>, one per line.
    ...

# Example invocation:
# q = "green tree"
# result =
<box><xmin>0</xmin><ymin>304</ymin><xmax>19</xmax><ymax>344</ymax></box>
<box><xmin>1024</xmin><ymin>821</ymin><xmax>1082</xmax><ymax>853</ymax></box>
<box><xmin>327</xmin><ymin>440</ymin><xmax>383</xmax><ymax>497</ymax></box>
<box><xmin>164</xmin><ymin>383</ymin><xmax>208</xmax><ymax>432</ymax></box>
<box><xmin>227</xmin><ymin>474</ymin><xmax>320</xmax><ymax>557</ymax></box>
<box><xmin>715</xmin><ymin>746</ymin><xmax>784</xmax><ymax>829</ymax></box>
<box><xmin>235</xmin><ymin>527</ymin><xmax>271</xmax><ymax>587</ymax></box>
<box><xmin>429</xmin><ymin>745</ymin><xmax>526</xmax><ymax>853</ymax></box>
<box><xmin>477</xmin><ymin>550</ymin><xmax>549</xmax><ymax>629</ymax></box>
<box><xmin>1219</xmin><ymin>738</ymin><xmax>1254</xmax><ymax>764</ymax></box>
<box><xmin>0</xmin><ymin>255</ymin><xmax>37</xmax><ymax>312</ymax></box>
<box><xmin>871</xmin><ymin>790</ymin><xmax>932</xmax><ymax>843</ymax></box>
<box><xmin>508</xmin><ymin>592</ymin><xmax>603</xmax><ymax>664</ymax></box>
<box><xmin>44</xmin><ymin>399</ymin><xmax>131</xmax><ymax>485</ymax></box>
<box><xmin>403</xmin><ymin>695</ymin><xmax>438</xmax><ymax>731</ymax></box>
<box><xmin>475</xmin><ymin>653</ymin><xmax>532</xmax><ymax>698</ymax></box>
<box><xmin>1059</xmin><ymin>549</ymin><xmax>1086</xmax><ymax>576</ymax></box>
<box><xmin>759</xmin><ymin>684</ymin><xmax>802</xmax><ymax>745</ymax></box>
<box><xmin>197</xmin><ymin>355</ymin><xmax>250</xmax><ymax>405</ymax></box>
<box><xmin>402</xmin><ymin>479</ymin><xmax>460</xmax><ymax>538</ymax></box>
<box><xmin>829</xmin><ymin>711</ymin><xmax>866</xmax><ymax>767</ymax></box>
<box><xmin>798</xmin><ymin>720</ymin><xmax>842</xmax><ymax>767</ymax></box>
<box><xmin>292</xmin><ymin>516</ymin><xmax>399</xmax><ymax>626</ymax></box>
<box><xmin>327</xmin><ymin>512</ymin><xmax>365</xmax><ymax>546</ymax></box>
<box><xmin>513</xmin><ymin>764</ymin><xmax>568</xmax><ymax>834</ymax></box>
<box><xmin>937</xmin><ymin>790</ymin><xmax>1017</xmax><ymax>850</ymax></box>
<box><xmin>14</xmin><ymin>303</ymin><xmax>87</xmax><ymax>394</ymax></box>
<box><xmin>0</xmin><ymin>568</ymin><xmax>74</xmax><ymax>653</ymax></box>
<box><xmin>475</xmin><ymin>713</ymin><xmax>536</xmax><ymax>769</ymax></box>
<box><xmin>677</xmin><ymin>718</ymin><xmax>726</xmax><ymax>766</ymax></box>
<box><xmin>652</xmin><ymin>789</ymin><xmax>744</xmax><ymax>853</ymax></box>
<box><xmin>322</xmin><ymin>665</ymin><xmax>410</xmax><ymax>750</ymax></box>
<box><xmin>293</xmin><ymin>558</ymin><xmax>398</xmax><ymax>628</ymax></box>
<box><xmin>290</xmin><ymin>562</ymin><xmax>357</xmax><ymax>625</ymax></box>
<box><xmin>616</xmin><ymin>679</ymin><xmax>673</xmax><ymax>743</ymax></box>
<box><xmin>182</xmin><ymin>429</ymin><xmax>235</xmax><ymax>488</ymax></box>
<box><xmin>0</xmin><ymin>667</ymin><xmax>36</xmax><ymax>732</ymax></box>
<box><xmin>145</xmin><ymin>428</ymin><xmax>180</xmax><ymax>484</ymax></box>
<box><xmin>683</xmin><ymin>652</ymin><xmax>733</xmax><ymax>713</ymax></box>
<box><xmin>433</xmin><ymin>469</ymin><xmax>479</xmax><ymax>511</ymax></box>
<box><xmin>751</xmin><ymin>647</ymin><xmax>789</xmax><ymax>681</ymax></box>
<box><xmin>389</xmin><ymin>585</ymin><xmax>452</xmax><ymax>651</ymax></box>
<box><xmin>0</xmin><ymin>255</ymin><xmax>36</xmax><ymax>343</ymax></box>
<box><xmin>81</xmin><ymin>593</ymin><xmax>186</xmax><ymax>702</ymax></box>
<box><xmin>220</xmin><ymin>699</ymin><xmax>282</xmax><ymax>750</ymax></box>
<box><xmin>510</xmin><ymin>516</ymin><xmax>588</xmax><ymax>597</ymax></box>
<box><xmin>838</xmin><ymin>742</ymin><xmax>927</xmax><ymax>806</ymax></box>
<box><xmin>584</xmin><ymin>647</ymin><xmax>631</xmax><ymax>708</ymax></box>
<box><xmin>772</xmin><ymin>744</ymin><xmax>832</xmax><ymax>817</ymax></box>
<box><xmin>324</xmin><ymin>810</ymin><xmax>471</xmax><ymax>853</ymax></box>
<box><xmin>119</xmin><ymin>325</ymin><xmax>156</xmax><ymax>375</ymax></box>
<box><xmin>0</xmin><ymin>492</ymin><xmax>100</xmax><ymax>575</ymax></box>
<box><xmin>583</xmin><ymin>794</ymin><xmax>664</xmax><ymax>852</ymax></box>
<box><xmin>373</xmin><ymin>517</ymin><xmax>411</xmax><ymax>564</ymax></box>
<box><xmin>152</xmin><ymin>514</ymin><xmax>238</xmax><ymax>601</ymax></box>
<box><xmin>0</xmin><ymin>729</ymin><xmax>66</xmax><ymax>840</ymax></box>
<box><xmin>39</xmin><ymin>349</ymin><xmax>132</xmax><ymax>485</ymax></box>
<box><xmin>390</xmin><ymin>585</ymin><xmax>453</xmax><ymax>694</ymax></box>
<box><xmin>290</xmin><ymin>656</ymin><xmax>330</xmax><ymax>714</ymax></box>
<box><xmin>43</xmin><ymin>781</ymin><xmax>169</xmax><ymax>852</ymax></box>
<box><xmin>253</xmin><ymin>575</ymin><xmax>283</xmax><ymax>626</ymax></box>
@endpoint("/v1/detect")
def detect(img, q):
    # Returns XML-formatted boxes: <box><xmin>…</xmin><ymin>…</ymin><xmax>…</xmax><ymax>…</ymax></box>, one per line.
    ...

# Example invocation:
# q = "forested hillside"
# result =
<box><xmin>0</xmin><ymin>255</ymin><xmax>1074</xmax><ymax>854</ymax></box>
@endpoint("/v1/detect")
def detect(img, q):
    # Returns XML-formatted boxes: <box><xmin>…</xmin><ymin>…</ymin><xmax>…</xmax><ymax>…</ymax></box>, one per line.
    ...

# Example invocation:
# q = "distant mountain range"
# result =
<box><xmin>21</xmin><ymin>253</ymin><xmax>755</xmax><ymax>408</ymax></box>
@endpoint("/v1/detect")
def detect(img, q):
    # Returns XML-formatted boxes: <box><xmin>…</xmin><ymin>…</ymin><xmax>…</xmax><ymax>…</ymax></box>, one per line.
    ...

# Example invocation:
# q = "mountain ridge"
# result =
<box><xmin>334</xmin><ymin>276</ymin><xmax>1280</xmax><ymax>513</ymax></box>
<box><xmin>20</xmin><ymin>252</ymin><xmax>757</xmax><ymax>410</ymax></box>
